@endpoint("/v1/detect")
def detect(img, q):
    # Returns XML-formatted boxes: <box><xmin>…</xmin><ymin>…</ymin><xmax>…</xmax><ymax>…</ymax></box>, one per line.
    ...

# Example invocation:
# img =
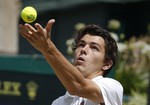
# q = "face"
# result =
<box><xmin>74</xmin><ymin>34</ymin><xmax>106</xmax><ymax>79</ymax></box>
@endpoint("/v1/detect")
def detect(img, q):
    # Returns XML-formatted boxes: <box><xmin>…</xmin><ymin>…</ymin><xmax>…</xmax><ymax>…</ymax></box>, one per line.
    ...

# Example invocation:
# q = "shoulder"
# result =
<box><xmin>103</xmin><ymin>77</ymin><xmax>122</xmax><ymax>86</ymax></box>
<box><xmin>92</xmin><ymin>76</ymin><xmax>123</xmax><ymax>92</ymax></box>
<box><xmin>92</xmin><ymin>76</ymin><xmax>123</xmax><ymax>104</ymax></box>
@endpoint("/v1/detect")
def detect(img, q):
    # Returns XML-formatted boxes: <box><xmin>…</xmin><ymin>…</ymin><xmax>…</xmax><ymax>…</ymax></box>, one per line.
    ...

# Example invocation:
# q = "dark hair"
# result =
<box><xmin>72</xmin><ymin>24</ymin><xmax>118</xmax><ymax>77</ymax></box>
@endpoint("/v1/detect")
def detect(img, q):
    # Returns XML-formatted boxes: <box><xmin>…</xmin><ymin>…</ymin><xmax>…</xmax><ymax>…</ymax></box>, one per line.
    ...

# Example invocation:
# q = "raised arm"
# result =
<box><xmin>19</xmin><ymin>19</ymin><xmax>103</xmax><ymax>103</ymax></box>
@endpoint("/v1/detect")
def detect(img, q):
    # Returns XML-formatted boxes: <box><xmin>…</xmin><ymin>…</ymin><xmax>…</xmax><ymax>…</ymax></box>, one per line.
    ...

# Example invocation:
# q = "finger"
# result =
<box><xmin>19</xmin><ymin>29</ymin><xmax>29</xmax><ymax>39</ymax></box>
<box><xmin>45</xmin><ymin>19</ymin><xmax>55</xmax><ymax>32</ymax></box>
<box><xmin>34</xmin><ymin>23</ymin><xmax>44</xmax><ymax>34</ymax></box>
<box><xmin>19</xmin><ymin>28</ymin><xmax>32</xmax><ymax>40</ymax></box>
<box><xmin>19</xmin><ymin>24</ymin><xmax>33</xmax><ymax>35</ymax></box>
<box><xmin>19</xmin><ymin>24</ymin><xmax>36</xmax><ymax>40</ymax></box>
<box><xmin>24</xmin><ymin>23</ymin><xmax>37</xmax><ymax>34</ymax></box>
<box><xmin>19</xmin><ymin>24</ymin><xmax>29</xmax><ymax>34</ymax></box>
<box><xmin>45</xmin><ymin>19</ymin><xmax>55</xmax><ymax>39</ymax></box>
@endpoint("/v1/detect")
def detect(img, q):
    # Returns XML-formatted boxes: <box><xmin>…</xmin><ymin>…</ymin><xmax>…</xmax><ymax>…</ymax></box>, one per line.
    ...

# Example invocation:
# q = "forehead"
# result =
<box><xmin>80</xmin><ymin>34</ymin><xmax>105</xmax><ymax>46</ymax></box>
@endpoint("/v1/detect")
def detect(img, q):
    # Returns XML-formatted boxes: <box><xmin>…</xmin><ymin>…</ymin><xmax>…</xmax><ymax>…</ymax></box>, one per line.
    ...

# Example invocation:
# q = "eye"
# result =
<box><xmin>91</xmin><ymin>46</ymin><xmax>99</xmax><ymax>51</ymax></box>
<box><xmin>77</xmin><ymin>43</ymin><xmax>84</xmax><ymax>48</ymax></box>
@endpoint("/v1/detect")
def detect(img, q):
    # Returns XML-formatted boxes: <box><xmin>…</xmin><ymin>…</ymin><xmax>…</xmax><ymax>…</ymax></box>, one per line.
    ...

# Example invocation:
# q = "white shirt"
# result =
<box><xmin>51</xmin><ymin>76</ymin><xmax>123</xmax><ymax>105</ymax></box>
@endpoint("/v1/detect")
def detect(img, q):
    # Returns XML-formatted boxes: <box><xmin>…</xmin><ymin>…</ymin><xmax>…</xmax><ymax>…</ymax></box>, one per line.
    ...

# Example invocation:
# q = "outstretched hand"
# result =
<box><xmin>19</xmin><ymin>19</ymin><xmax>55</xmax><ymax>54</ymax></box>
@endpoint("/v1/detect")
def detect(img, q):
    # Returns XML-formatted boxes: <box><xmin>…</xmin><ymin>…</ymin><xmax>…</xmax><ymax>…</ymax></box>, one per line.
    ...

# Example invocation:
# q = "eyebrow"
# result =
<box><xmin>91</xmin><ymin>42</ymin><xmax>101</xmax><ymax>49</ymax></box>
<box><xmin>79</xmin><ymin>40</ymin><xmax>101</xmax><ymax>48</ymax></box>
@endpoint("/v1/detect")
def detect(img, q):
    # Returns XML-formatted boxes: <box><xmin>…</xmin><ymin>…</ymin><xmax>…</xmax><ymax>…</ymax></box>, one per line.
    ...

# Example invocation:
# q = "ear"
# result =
<box><xmin>102</xmin><ymin>60</ymin><xmax>113</xmax><ymax>71</ymax></box>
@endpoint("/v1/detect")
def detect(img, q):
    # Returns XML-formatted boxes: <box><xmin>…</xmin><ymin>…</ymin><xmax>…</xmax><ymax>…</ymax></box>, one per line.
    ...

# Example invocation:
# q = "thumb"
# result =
<box><xmin>45</xmin><ymin>19</ymin><xmax>55</xmax><ymax>34</ymax></box>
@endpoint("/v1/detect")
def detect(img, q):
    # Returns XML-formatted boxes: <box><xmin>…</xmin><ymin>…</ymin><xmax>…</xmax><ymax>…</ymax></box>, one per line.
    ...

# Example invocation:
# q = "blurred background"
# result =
<box><xmin>0</xmin><ymin>0</ymin><xmax>149</xmax><ymax>105</ymax></box>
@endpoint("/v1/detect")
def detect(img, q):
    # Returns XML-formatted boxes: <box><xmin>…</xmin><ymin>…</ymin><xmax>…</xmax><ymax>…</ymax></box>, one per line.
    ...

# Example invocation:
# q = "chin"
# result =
<box><xmin>75</xmin><ymin>66</ymin><xmax>85</xmax><ymax>73</ymax></box>
<box><xmin>75</xmin><ymin>66</ymin><xmax>82</xmax><ymax>71</ymax></box>
<box><xmin>75</xmin><ymin>66</ymin><xmax>80</xmax><ymax>70</ymax></box>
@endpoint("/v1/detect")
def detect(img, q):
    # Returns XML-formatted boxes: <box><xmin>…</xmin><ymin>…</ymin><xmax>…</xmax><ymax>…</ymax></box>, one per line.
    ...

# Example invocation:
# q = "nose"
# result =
<box><xmin>80</xmin><ymin>45</ymin><xmax>88</xmax><ymax>55</ymax></box>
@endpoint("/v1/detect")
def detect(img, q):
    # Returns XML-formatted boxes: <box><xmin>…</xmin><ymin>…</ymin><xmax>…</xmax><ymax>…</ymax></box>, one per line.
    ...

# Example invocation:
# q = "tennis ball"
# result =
<box><xmin>21</xmin><ymin>6</ymin><xmax>37</xmax><ymax>23</ymax></box>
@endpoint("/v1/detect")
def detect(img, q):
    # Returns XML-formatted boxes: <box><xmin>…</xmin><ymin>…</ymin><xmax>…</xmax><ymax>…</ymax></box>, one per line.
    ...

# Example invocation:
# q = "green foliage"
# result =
<box><xmin>107</xmin><ymin>19</ymin><xmax>150</xmax><ymax>105</ymax></box>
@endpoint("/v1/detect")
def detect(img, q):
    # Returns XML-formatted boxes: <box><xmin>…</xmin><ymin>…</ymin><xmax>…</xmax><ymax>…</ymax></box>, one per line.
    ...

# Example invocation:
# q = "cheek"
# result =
<box><xmin>74</xmin><ymin>48</ymin><xmax>80</xmax><ymax>57</ymax></box>
<box><xmin>92</xmin><ymin>54</ymin><xmax>105</xmax><ymax>66</ymax></box>
<box><xmin>74</xmin><ymin>51</ymin><xmax>78</xmax><ymax>59</ymax></box>
<box><xmin>73</xmin><ymin>50</ymin><xmax>79</xmax><ymax>62</ymax></box>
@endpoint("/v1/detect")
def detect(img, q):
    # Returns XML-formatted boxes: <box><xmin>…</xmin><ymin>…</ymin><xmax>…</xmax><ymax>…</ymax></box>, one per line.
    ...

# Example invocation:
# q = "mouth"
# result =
<box><xmin>75</xmin><ymin>57</ymin><xmax>85</xmax><ymax>65</ymax></box>
<box><xmin>77</xmin><ymin>57</ymin><xmax>85</xmax><ymax>61</ymax></box>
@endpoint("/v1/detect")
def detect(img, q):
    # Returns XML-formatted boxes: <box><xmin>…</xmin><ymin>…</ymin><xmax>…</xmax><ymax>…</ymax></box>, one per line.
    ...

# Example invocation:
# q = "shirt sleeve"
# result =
<box><xmin>51</xmin><ymin>91</ymin><xmax>75</xmax><ymax>105</ymax></box>
<box><xmin>93</xmin><ymin>77</ymin><xmax>123</xmax><ymax>105</ymax></box>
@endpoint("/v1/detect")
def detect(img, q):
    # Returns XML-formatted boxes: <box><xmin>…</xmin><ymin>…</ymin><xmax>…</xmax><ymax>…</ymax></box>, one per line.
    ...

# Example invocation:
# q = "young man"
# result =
<box><xmin>19</xmin><ymin>19</ymin><xmax>123</xmax><ymax>105</ymax></box>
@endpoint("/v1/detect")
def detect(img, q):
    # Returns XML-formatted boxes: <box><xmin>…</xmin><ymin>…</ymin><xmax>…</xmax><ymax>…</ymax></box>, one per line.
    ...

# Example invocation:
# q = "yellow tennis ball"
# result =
<box><xmin>21</xmin><ymin>6</ymin><xmax>37</xmax><ymax>23</ymax></box>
